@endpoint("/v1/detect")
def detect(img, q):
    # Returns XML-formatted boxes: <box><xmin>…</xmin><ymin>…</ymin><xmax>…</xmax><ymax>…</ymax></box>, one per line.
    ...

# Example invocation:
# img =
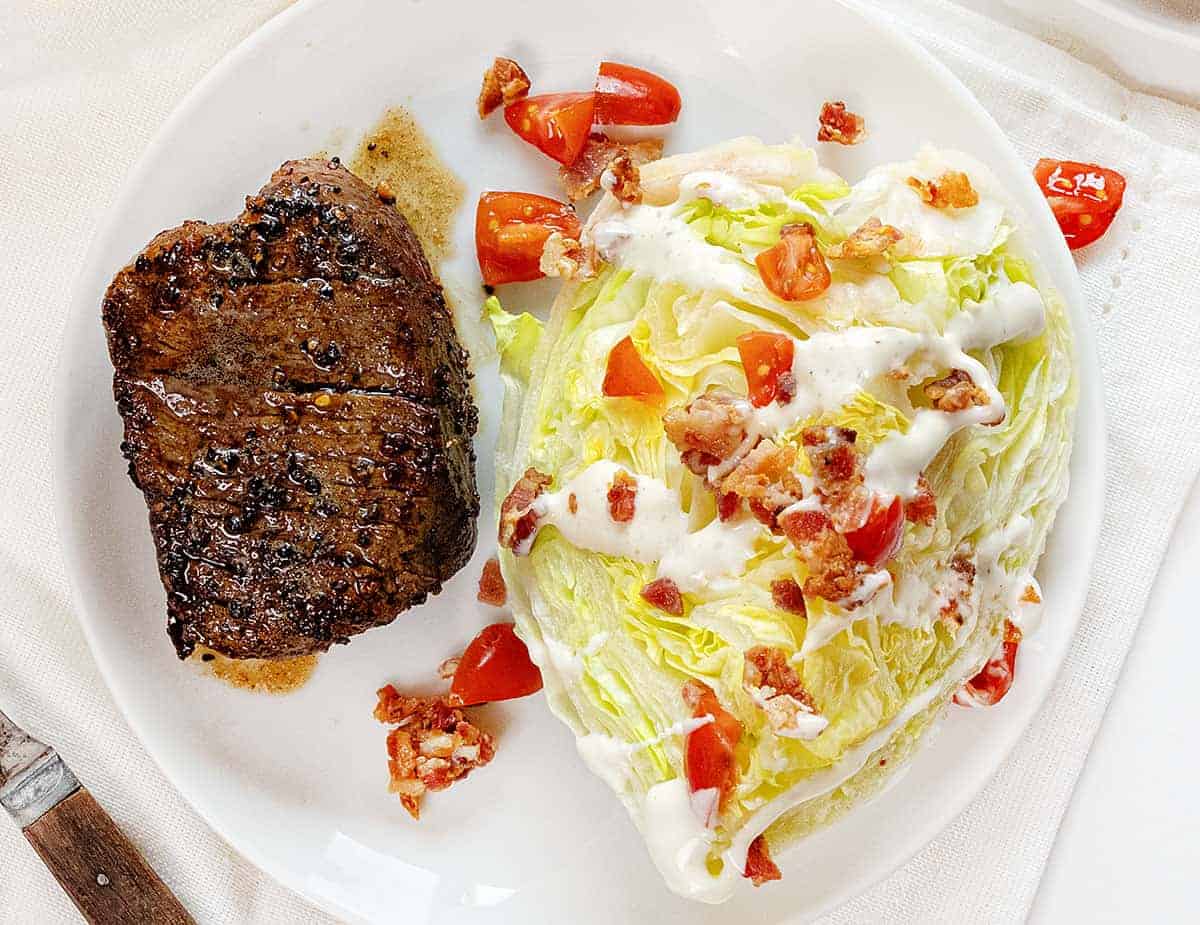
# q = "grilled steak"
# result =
<box><xmin>102</xmin><ymin>158</ymin><xmax>479</xmax><ymax>660</ymax></box>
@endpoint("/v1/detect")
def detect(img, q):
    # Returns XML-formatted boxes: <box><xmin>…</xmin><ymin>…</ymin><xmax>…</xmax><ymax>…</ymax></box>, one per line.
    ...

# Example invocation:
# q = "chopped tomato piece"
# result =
<box><xmin>475</xmin><ymin>191</ymin><xmax>581</xmax><ymax>286</ymax></box>
<box><xmin>744</xmin><ymin>834</ymin><xmax>783</xmax><ymax>886</ymax></box>
<box><xmin>844</xmin><ymin>495</ymin><xmax>904</xmax><ymax>567</ymax></box>
<box><xmin>1033</xmin><ymin>159</ymin><xmax>1126</xmax><ymax>250</ymax></box>
<box><xmin>602</xmin><ymin>336</ymin><xmax>664</xmax><ymax>401</ymax></box>
<box><xmin>450</xmin><ymin>623</ymin><xmax>543</xmax><ymax>707</ymax></box>
<box><xmin>682</xmin><ymin>680</ymin><xmax>742</xmax><ymax>817</ymax></box>
<box><xmin>755</xmin><ymin>223</ymin><xmax>831</xmax><ymax>302</ymax></box>
<box><xmin>954</xmin><ymin>620</ymin><xmax>1022</xmax><ymax>707</ymax></box>
<box><xmin>504</xmin><ymin>92</ymin><xmax>595</xmax><ymax>165</ymax></box>
<box><xmin>736</xmin><ymin>331</ymin><xmax>795</xmax><ymax>408</ymax></box>
<box><xmin>594</xmin><ymin>61</ymin><xmax>682</xmax><ymax>126</ymax></box>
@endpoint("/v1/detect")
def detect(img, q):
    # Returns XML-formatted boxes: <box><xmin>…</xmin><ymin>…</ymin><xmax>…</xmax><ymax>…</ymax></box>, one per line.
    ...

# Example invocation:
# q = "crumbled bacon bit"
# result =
<box><xmin>567</xmin><ymin>492</ymin><xmax>579</xmax><ymax>515</ymax></box>
<box><xmin>559</xmin><ymin>133</ymin><xmax>665</xmax><ymax>201</ymax></box>
<box><xmin>924</xmin><ymin>369</ymin><xmax>991</xmax><ymax>412</ymax></box>
<box><xmin>477</xmin><ymin>56</ymin><xmax>531</xmax><ymax>119</ymax></box>
<box><xmin>743</xmin><ymin>646</ymin><xmax>817</xmax><ymax>710</ymax></box>
<box><xmin>802</xmin><ymin>426</ymin><xmax>872</xmax><ymax>533</ymax></box>
<box><xmin>539</xmin><ymin>230</ymin><xmax>593</xmax><ymax>280</ymax></box>
<box><xmin>779</xmin><ymin>509</ymin><xmax>862</xmax><ymax>604</ymax></box>
<box><xmin>940</xmin><ymin>598</ymin><xmax>964</xmax><ymax>628</ymax></box>
<box><xmin>950</xmin><ymin>553</ymin><xmax>976</xmax><ymax>584</ymax></box>
<box><xmin>816</xmin><ymin>100</ymin><xmax>866</xmax><ymax>146</ymax></box>
<box><xmin>477</xmin><ymin>557</ymin><xmax>507</xmax><ymax>607</ymax></box>
<box><xmin>1021</xmin><ymin>583</ymin><xmax>1042</xmax><ymax>604</ymax></box>
<box><xmin>600</xmin><ymin>153</ymin><xmax>644</xmax><ymax>206</ymax></box>
<box><xmin>499</xmin><ymin>468</ymin><xmax>552</xmax><ymax>554</ymax></box>
<box><xmin>641</xmin><ymin>577</ymin><xmax>684</xmax><ymax>615</ymax></box>
<box><xmin>607</xmin><ymin>470</ymin><xmax>638</xmax><ymax>523</ymax></box>
<box><xmin>770</xmin><ymin>578</ymin><xmax>807</xmax><ymax>616</ymax></box>
<box><xmin>825</xmin><ymin>217</ymin><xmax>903</xmax><ymax>259</ymax></box>
<box><xmin>374</xmin><ymin>686</ymin><xmax>496</xmax><ymax>819</ymax></box>
<box><xmin>775</xmin><ymin>371</ymin><xmax>797</xmax><ymax>405</ymax></box>
<box><xmin>906</xmin><ymin>474</ymin><xmax>938</xmax><ymax>525</ymax></box>
<box><xmin>744</xmin><ymin>834</ymin><xmax>783</xmax><ymax>886</ymax></box>
<box><xmin>719</xmin><ymin>440</ymin><xmax>805</xmax><ymax>524</ymax></box>
<box><xmin>718</xmin><ymin>491</ymin><xmax>742</xmax><ymax>522</ymax></box>
<box><xmin>907</xmin><ymin>171</ymin><xmax>979</xmax><ymax>209</ymax></box>
<box><xmin>663</xmin><ymin>391</ymin><xmax>750</xmax><ymax>471</ymax></box>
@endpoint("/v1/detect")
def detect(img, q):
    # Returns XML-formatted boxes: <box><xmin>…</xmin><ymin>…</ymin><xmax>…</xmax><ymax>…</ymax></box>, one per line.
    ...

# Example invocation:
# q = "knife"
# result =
<box><xmin>0</xmin><ymin>707</ymin><xmax>194</xmax><ymax>924</ymax></box>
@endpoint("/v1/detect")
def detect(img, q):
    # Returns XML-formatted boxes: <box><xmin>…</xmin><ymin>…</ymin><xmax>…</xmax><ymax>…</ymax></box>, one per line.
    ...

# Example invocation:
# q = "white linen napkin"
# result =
<box><xmin>2</xmin><ymin>1</ymin><xmax>1197</xmax><ymax>922</ymax></box>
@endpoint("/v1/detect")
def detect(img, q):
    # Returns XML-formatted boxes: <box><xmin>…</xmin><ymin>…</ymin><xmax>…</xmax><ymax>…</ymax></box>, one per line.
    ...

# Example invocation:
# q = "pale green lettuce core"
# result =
<box><xmin>489</xmin><ymin>143</ymin><xmax>1075</xmax><ymax>875</ymax></box>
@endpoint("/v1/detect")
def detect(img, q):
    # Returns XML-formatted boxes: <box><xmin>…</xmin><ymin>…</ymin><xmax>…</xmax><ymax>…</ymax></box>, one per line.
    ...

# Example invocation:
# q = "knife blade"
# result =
<box><xmin>0</xmin><ymin>707</ymin><xmax>194</xmax><ymax>924</ymax></box>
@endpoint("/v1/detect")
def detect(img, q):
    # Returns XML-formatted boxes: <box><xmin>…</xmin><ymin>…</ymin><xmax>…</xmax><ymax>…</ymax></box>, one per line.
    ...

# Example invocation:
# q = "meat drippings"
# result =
<box><xmin>193</xmin><ymin>647</ymin><xmax>318</xmax><ymax>694</ymax></box>
<box><xmin>349</xmin><ymin>107</ymin><xmax>464</xmax><ymax>266</ymax></box>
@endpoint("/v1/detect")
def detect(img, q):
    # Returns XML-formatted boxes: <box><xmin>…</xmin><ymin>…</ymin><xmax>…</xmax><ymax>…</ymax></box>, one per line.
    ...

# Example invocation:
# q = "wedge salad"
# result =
<box><xmin>487</xmin><ymin>136</ymin><xmax>1075</xmax><ymax>902</ymax></box>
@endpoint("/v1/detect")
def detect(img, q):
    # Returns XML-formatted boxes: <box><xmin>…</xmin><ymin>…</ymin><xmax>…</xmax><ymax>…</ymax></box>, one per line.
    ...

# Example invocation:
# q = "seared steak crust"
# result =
<box><xmin>103</xmin><ymin>159</ymin><xmax>479</xmax><ymax>659</ymax></box>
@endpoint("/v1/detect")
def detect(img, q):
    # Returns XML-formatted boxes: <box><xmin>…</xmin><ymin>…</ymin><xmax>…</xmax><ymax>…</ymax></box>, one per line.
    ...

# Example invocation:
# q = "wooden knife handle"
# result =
<box><xmin>23</xmin><ymin>787</ymin><xmax>194</xmax><ymax>925</ymax></box>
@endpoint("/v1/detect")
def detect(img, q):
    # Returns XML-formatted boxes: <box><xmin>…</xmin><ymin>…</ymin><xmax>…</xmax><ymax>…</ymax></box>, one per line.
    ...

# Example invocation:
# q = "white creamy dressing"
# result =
<box><xmin>677</xmin><ymin>170</ymin><xmax>790</xmax><ymax>210</ymax></box>
<box><xmin>575</xmin><ymin>715</ymin><xmax>716</xmax><ymax>796</ymax></box>
<box><xmin>833</xmin><ymin>148</ymin><xmax>1007</xmax><ymax>257</ymax></box>
<box><xmin>531</xmin><ymin>460</ymin><xmax>761</xmax><ymax>594</ymax></box>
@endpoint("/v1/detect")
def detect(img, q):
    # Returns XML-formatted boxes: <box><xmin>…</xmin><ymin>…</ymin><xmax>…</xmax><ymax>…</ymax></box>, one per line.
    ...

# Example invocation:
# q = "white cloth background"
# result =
<box><xmin>1</xmin><ymin>1</ymin><xmax>1197</xmax><ymax>922</ymax></box>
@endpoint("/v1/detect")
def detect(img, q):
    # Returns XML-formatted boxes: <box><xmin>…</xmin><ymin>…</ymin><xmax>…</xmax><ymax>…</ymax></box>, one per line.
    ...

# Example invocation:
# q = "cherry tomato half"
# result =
<box><xmin>475</xmin><ymin>191</ymin><xmax>581</xmax><ymax>286</ymax></box>
<box><xmin>450</xmin><ymin>623</ymin><xmax>544</xmax><ymax>707</ymax></box>
<box><xmin>1033</xmin><ymin>158</ymin><xmax>1126</xmax><ymax>250</ymax></box>
<box><xmin>755</xmin><ymin>223</ymin><xmax>831</xmax><ymax>301</ymax></box>
<box><xmin>737</xmin><ymin>331</ymin><xmax>795</xmax><ymax>408</ymax></box>
<box><xmin>594</xmin><ymin>61</ymin><xmax>682</xmax><ymax>126</ymax></box>
<box><xmin>954</xmin><ymin>620</ymin><xmax>1022</xmax><ymax>707</ymax></box>
<box><xmin>504</xmin><ymin>92</ymin><xmax>596</xmax><ymax>165</ymax></box>
<box><xmin>844</xmin><ymin>496</ymin><xmax>904</xmax><ymax>567</ymax></box>
<box><xmin>602</xmin><ymin>335</ymin><xmax>664</xmax><ymax>401</ymax></box>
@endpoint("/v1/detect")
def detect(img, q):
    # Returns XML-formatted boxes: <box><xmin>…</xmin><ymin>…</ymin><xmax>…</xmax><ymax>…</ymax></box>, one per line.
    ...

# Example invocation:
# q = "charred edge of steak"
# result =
<box><xmin>103</xmin><ymin>158</ymin><xmax>479</xmax><ymax>660</ymax></box>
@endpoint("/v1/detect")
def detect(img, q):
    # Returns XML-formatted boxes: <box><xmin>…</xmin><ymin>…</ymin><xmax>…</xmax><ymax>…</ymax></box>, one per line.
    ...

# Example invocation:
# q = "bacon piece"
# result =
<box><xmin>641</xmin><ymin>577</ymin><xmax>684</xmax><ymax>615</ymax></box>
<box><xmin>906</xmin><ymin>473</ymin><xmax>938</xmax><ymax>526</ymax></box>
<box><xmin>801</xmin><ymin>426</ymin><xmax>872</xmax><ymax>533</ymax></box>
<box><xmin>663</xmin><ymin>391</ymin><xmax>750</xmax><ymax>473</ymax></box>
<box><xmin>825</xmin><ymin>217</ymin><xmax>903</xmax><ymax>259</ymax></box>
<box><xmin>568</xmin><ymin>492</ymin><xmax>579</xmax><ymax>515</ymax></box>
<box><xmin>719</xmin><ymin>439</ymin><xmax>805</xmax><ymax>527</ymax></box>
<box><xmin>499</xmin><ymin>468</ymin><xmax>552</xmax><ymax>554</ymax></box>
<box><xmin>924</xmin><ymin>368</ymin><xmax>991</xmax><ymax>413</ymax></box>
<box><xmin>1021</xmin><ymin>583</ymin><xmax>1042</xmax><ymax>604</ymax></box>
<box><xmin>539</xmin><ymin>230</ymin><xmax>593</xmax><ymax>280</ymax></box>
<box><xmin>744</xmin><ymin>834</ymin><xmax>783</xmax><ymax>886</ymax></box>
<box><xmin>907</xmin><ymin>171</ymin><xmax>979</xmax><ymax>209</ymax></box>
<box><xmin>600</xmin><ymin>153</ymin><xmax>643</xmax><ymax>206</ymax></box>
<box><xmin>558</xmin><ymin>132</ymin><xmax>664</xmax><ymax>201</ymax></box>
<box><xmin>477</xmin><ymin>556</ymin><xmax>507</xmax><ymax>607</ymax></box>
<box><xmin>477</xmin><ymin>56</ymin><xmax>531</xmax><ymax>119</ymax></box>
<box><xmin>770</xmin><ymin>578</ymin><xmax>806</xmax><ymax>616</ymax></box>
<box><xmin>718</xmin><ymin>491</ymin><xmax>742</xmax><ymax>522</ymax></box>
<box><xmin>744</xmin><ymin>646</ymin><xmax>816</xmax><ymax>708</ymax></box>
<box><xmin>779</xmin><ymin>509</ymin><xmax>862</xmax><ymax>604</ymax></box>
<box><xmin>816</xmin><ymin>100</ymin><xmax>866</xmax><ymax>145</ymax></box>
<box><xmin>951</xmin><ymin>553</ymin><xmax>976</xmax><ymax>585</ymax></box>
<box><xmin>607</xmin><ymin>470</ymin><xmax>638</xmax><ymax>523</ymax></box>
<box><xmin>374</xmin><ymin>686</ymin><xmax>497</xmax><ymax>819</ymax></box>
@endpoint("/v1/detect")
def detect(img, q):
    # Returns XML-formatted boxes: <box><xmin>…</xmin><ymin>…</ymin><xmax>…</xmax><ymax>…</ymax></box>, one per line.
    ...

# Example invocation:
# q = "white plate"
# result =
<box><xmin>52</xmin><ymin>0</ymin><xmax>1104</xmax><ymax>922</ymax></box>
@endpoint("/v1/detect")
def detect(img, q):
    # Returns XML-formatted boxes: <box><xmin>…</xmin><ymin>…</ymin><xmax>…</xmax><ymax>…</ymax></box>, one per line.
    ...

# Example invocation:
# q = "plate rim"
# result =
<box><xmin>50</xmin><ymin>0</ymin><xmax>1107</xmax><ymax>920</ymax></box>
